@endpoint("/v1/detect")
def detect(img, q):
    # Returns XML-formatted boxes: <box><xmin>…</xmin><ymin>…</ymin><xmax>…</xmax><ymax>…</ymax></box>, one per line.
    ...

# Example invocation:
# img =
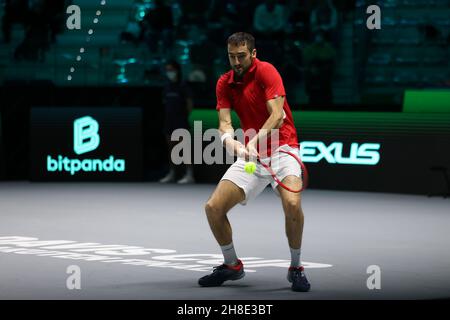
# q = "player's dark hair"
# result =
<box><xmin>227</xmin><ymin>32</ymin><xmax>255</xmax><ymax>53</ymax></box>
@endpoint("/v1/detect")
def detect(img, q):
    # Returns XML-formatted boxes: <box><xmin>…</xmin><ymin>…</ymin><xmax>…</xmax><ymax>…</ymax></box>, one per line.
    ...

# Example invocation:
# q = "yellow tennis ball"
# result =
<box><xmin>244</xmin><ymin>161</ymin><xmax>256</xmax><ymax>174</ymax></box>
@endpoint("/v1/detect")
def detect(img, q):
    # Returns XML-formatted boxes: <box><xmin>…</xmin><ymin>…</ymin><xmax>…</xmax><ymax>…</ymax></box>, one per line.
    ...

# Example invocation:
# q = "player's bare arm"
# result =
<box><xmin>218</xmin><ymin>108</ymin><xmax>248</xmax><ymax>159</ymax></box>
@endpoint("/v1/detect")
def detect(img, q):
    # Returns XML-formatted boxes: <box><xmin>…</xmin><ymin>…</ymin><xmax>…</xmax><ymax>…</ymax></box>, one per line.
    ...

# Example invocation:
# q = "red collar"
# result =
<box><xmin>228</xmin><ymin>58</ymin><xmax>259</xmax><ymax>85</ymax></box>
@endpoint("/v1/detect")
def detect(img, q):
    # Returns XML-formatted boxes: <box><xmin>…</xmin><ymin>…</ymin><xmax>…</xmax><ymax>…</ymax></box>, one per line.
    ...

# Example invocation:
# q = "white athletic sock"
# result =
<box><xmin>290</xmin><ymin>247</ymin><xmax>301</xmax><ymax>268</ymax></box>
<box><xmin>220</xmin><ymin>242</ymin><xmax>238</xmax><ymax>266</ymax></box>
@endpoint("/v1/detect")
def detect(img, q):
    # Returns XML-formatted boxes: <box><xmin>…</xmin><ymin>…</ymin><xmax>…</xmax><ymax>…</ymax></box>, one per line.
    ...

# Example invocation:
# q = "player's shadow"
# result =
<box><xmin>94</xmin><ymin>280</ymin><xmax>253</xmax><ymax>291</ymax></box>
<box><xmin>248</xmin><ymin>286</ymin><xmax>292</xmax><ymax>292</ymax></box>
<box><xmin>92</xmin><ymin>280</ymin><xmax>310</xmax><ymax>299</ymax></box>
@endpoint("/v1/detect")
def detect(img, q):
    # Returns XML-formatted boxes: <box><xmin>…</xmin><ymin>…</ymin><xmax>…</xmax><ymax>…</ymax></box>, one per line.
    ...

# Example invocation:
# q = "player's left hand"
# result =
<box><xmin>245</xmin><ymin>141</ymin><xmax>259</xmax><ymax>162</ymax></box>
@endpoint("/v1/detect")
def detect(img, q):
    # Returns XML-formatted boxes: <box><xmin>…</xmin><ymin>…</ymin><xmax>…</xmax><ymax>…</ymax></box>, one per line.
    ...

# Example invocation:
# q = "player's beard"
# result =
<box><xmin>233</xmin><ymin>57</ymin><xmax>253</xmax><ymax>77</ymax></box>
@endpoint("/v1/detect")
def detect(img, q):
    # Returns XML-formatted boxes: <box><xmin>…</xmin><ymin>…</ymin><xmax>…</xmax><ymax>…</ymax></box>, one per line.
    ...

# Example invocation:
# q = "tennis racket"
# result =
<box><xmin>256</xmin><ymin>149</ymin><xmax>309</xmax><ymax>193</ymax></box>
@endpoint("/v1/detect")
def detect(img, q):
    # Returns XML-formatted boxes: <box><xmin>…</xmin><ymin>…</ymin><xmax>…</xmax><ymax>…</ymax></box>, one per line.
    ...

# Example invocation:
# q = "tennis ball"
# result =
<box><xmin>244</xmin><ymin>161</ymin><xmax>256</xmax><ymax>175</ymax></box>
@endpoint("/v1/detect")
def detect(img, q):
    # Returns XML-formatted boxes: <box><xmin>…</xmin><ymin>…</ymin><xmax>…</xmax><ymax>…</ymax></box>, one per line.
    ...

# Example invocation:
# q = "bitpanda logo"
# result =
<box><xmin>47</xmin><ymin>116</ymin><xmax>125</xmax><ymax>175</ymax></box>
<box><xmin>73</xmin><ymin>116</ymin><xmax>100</xmax><ymax>155</ymax></box>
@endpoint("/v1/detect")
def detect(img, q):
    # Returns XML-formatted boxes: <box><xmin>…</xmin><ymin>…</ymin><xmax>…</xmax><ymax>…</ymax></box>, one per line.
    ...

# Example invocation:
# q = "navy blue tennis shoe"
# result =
<box><xmin>287</xmin><ymin>266</ymin><xmax>311</xmax><ymax>292</ymax></box>
<box><xmin>198</xmin><ymin>259</ymin><xmax>245</xmax><ymax>287</ymax></box>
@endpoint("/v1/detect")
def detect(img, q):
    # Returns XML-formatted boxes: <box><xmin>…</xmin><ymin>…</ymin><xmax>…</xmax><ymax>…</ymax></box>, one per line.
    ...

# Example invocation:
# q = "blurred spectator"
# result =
<box><xmin>159</xmin><ymin>59</ymin><xmax>195</xmax><ymax>184</ymax></box>
<box><xmin>13</xmin><ymin>0</ymin><xmax>50</xmax><ymax>62</ymax></box>
<box><xmin>227</xmin><ymin>0</ymin><xmax>259</xmax><ymax>33</ymax></box>
<box><xmin>310</xmin><ymin>0</ymin><xmax>338</xmax><ymax>44</ymax></box>
<box><xmin>205</xmin><ymin>0</ymin><xmax>258</xmax><ymax>49</ymax></box>
<box><xmin>1</xmin><ymin>0</ymin><xmax>29</xmax><ymax>43</ymax></box>
<box><xmin>189</xmin><ymin>38</ymin><xmax>216</xmax><ymax>80</ymax></box>
<box><xmin>206</xmin><ymin>0</ymin><xmax>233</xmax><ymax>46</ymax></box>
<box><xmin>120</xmin><ymin>11</ymin><xmax>141</xmax><ymax>46</ymax></box>
<box><xmin>279</xmin><ymin>40</ymin><xmax>304</xmax><ymax>97</ymax></box>
<box><xmin>252</xmin><ymin>0</ymin><xmax>286</xmax><ymax>67</ymax></box>
<box><xmin>333</xmin><ymin>0</ymin><xmax>356</xmax><ymax>18</ymax></box>
<box><xmin>186</xmin><ymin>38</ymin><xmax>217</xmax><ymax>104</ymax></box>
<box><xmin>180</xmin><ymin>0</ymin><xmax>209</xmax><ymax>25</ymax></box>
<box><xmin>285</xmin><ymin>0</ymin><xmax>313</xmax><ymax>42</ymax></box>
<box><xmin>253</xmin><ymin>0</ymin><xmax>287</xmax><ymax>41</ymax></box>
<box><xmin>206</xmin><ymin>0</ymin><xmax>227</xmax><ymax>24</ymax></box>
<box><xmin>43</xmin><ymin>0</ymin><xmax>65</xmax><ymax>43</ymax></box>
<box><xmin>303</xmin><ymin>31</ymin><xmax>336</xmax><ymax>107</ymax></box>
<box><xmin>141</xmin><ymin>0</ymin><xmax>174</xmax><ymax>55</ymax></box>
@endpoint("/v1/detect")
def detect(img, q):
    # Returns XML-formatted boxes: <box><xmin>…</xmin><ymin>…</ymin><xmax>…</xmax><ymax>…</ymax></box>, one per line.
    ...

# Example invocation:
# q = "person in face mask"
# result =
<box><xmin>159</xmin><ymin>60</ymin><xmax>195</xmax><ymax>184</ymax></box>
<box><xmin>166</xmin><ymin>69</ymin><xmax>178</xmax><ymax>82</ymax></box>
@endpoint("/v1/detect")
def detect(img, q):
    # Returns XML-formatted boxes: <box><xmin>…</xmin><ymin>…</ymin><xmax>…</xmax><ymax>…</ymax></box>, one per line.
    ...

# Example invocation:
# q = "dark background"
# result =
<box><xmin>0</xmin><ymin>0</ymin><xmax>449</xmax><ymax>195</ymax></box>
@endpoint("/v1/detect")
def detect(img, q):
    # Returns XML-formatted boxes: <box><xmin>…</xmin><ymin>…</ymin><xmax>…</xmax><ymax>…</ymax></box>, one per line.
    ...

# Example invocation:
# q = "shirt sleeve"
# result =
<box><xmin>256</xmin><ymin>62</ymin><xmax>286</xmax><ymax>101</ymax></box>
<box><xmin>216</xmin><ymin>75</ymin><xmax>232</xmax><ymax>110</ymax></box>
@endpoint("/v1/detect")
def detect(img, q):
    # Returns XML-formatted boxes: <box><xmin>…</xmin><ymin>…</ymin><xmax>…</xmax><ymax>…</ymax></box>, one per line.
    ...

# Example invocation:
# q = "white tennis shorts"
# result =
<box><xmin>221</xmin><ymin>144</ymin><xmax>302</xmax><ymax>205</ymax></box>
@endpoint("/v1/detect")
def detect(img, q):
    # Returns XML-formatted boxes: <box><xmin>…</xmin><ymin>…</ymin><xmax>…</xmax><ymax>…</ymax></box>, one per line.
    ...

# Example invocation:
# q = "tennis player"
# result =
<box><xmin>198</xmin><ymin>32</ymin><xmax>310</xmax><ymax>292</ymax></box>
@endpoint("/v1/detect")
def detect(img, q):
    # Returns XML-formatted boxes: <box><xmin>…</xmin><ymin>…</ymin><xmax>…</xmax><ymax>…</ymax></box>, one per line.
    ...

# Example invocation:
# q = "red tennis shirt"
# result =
<box><xmin>216</xmin><ymin>58</ymin><xmax>298</xmax><ymax>156</ymax></box>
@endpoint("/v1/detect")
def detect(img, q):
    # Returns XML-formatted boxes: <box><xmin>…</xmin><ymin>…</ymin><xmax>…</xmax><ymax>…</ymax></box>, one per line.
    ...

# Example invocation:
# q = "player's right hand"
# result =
<box><xmin>245</xmin><ymin>143</ymin><xmax>259</xmax><ymax>162</ymax></box>
<box><xmin>236</xmin><ymin>144</ymin><xmax>248</xmax><ymax>159</ymax></box>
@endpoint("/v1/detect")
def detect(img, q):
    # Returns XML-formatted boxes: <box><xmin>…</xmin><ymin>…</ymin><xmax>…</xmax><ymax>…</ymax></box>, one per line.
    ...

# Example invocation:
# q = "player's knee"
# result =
<box><xmin>284</xmin><ymin>199</ymin><xmax>301</xmax><ymax>215</ymax></box>
<box><xmin>205</xmin><ymin>201</ymin><xmax>224</xmax><ymax>218</ymax></box>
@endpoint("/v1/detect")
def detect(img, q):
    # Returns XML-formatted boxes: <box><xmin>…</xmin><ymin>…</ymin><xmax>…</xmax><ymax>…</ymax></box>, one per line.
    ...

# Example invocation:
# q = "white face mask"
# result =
<box><xmin>166</xmin><ymin>71</ymin><xmax>178</xmax><ymax>82</ymax></box>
